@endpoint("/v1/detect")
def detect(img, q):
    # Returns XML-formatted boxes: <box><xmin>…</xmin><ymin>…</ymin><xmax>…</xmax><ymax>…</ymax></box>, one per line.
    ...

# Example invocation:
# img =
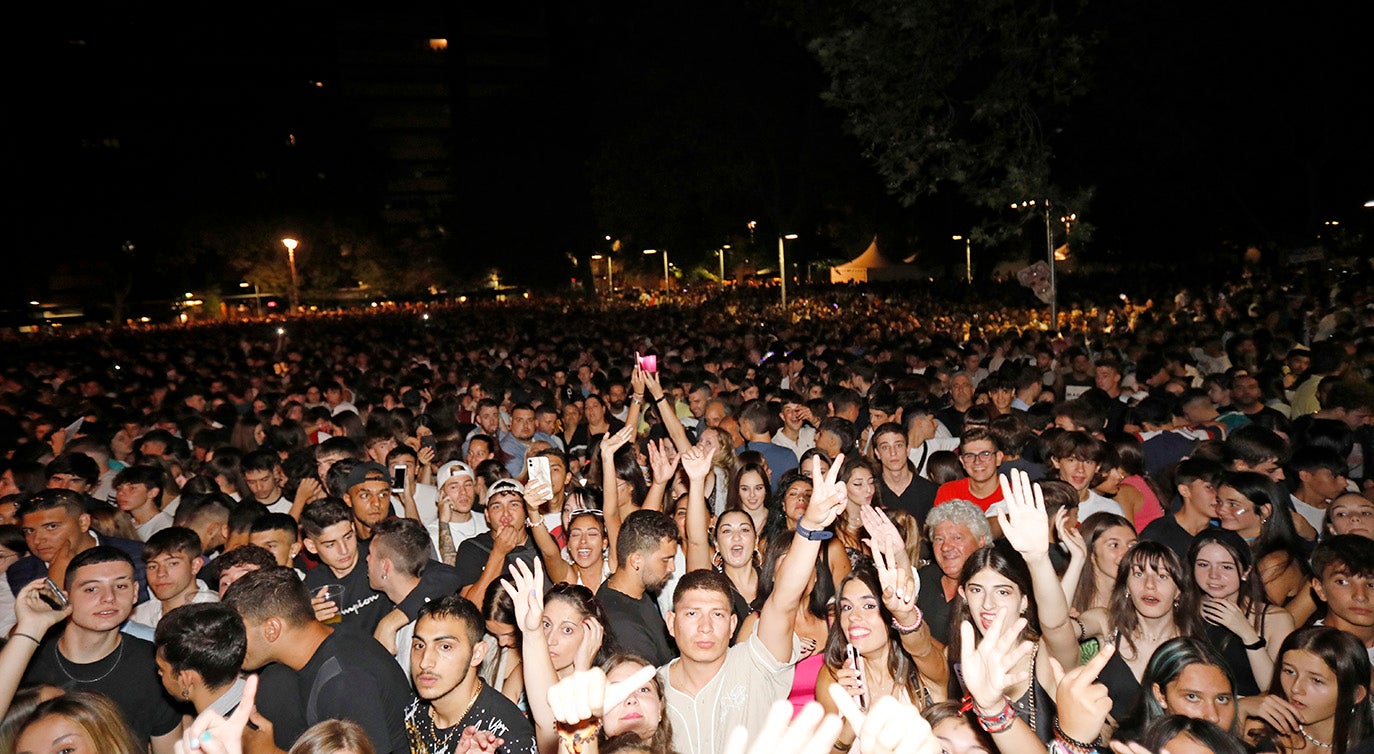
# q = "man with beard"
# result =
<box><xmin>405</xmin><ymin>595</ymin><xmax>536</xmax><ymax>754</ymax></box>
<box><xmin>597</xmin><ymin>509</ymin><xmax>679</xmax><ymax>666</ymax></box>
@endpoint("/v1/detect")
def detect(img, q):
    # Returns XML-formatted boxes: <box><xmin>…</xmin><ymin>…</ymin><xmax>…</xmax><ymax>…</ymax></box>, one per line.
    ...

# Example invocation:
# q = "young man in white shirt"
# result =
<box><xmin>131</xmin><ymin>527</ymin><xmax>219</xmax><ymax>630</ymax></box>
<box><xmin>664</xmin><ymin>449</ymin><xmax>847</xmax><ymax>754</ymax></box>
<box><xmin>115</xmin><ymin>465</ymin><xmax>175</xmax><ymax>541</ymax></box>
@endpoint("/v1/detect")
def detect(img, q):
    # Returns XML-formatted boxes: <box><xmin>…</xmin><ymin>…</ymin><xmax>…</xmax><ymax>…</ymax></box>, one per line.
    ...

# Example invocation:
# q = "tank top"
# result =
<box><xmin>1122</xmin><ymin>475</ymin><xmax>1165</xmax><ymax>532</ymax></box>
<box><xmin>1204</xmin><ymin>613</ymin><xmax>1263</xmax><ymax>696</ymax></box>
<box><xmin>1100</xmin><ymin>634</ymin><xmax>1144</xmax><ymax>722</ymax></box>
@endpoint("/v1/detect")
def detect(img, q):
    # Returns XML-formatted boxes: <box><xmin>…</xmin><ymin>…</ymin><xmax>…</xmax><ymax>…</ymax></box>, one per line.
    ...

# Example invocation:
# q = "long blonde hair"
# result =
<box><xmin>290</xmin><ymin>719</ymin><xmax>377</xmax><ymax>754</ymax></box>
<box><xmin>14</xmin><ymin>692</ymin><xmax>144</xmax><ymax>754</ymax></box>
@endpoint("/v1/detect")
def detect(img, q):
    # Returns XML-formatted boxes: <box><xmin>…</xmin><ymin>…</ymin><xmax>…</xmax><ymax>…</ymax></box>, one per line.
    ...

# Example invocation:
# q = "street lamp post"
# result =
<box><xmin>644</xmin><ymin>249</ymin><xmax>670</xmax><ymax>292</ymax></box>
<box><xmin>719</xmin><ymin>245</ymin><xmax>730</xmax><ymax>283</ymax></box>
<box><xmin>778</xmin><ymin>234</ymin><xmax>797</xmax><ymax>307</ymax></box>
<box><xmin>953</xmin><ymin>235</ymin><xmax>972</xmax><ymax>284</ymax></box>
<box><xmin>281</xmin><ymin>238</ymin><xmax>300</xmax><ymax>312</ymax></box>
<box><xmin>240</xmin><ymin>281</ymin><xmax>262</xmax><ymax>318</ymax></box>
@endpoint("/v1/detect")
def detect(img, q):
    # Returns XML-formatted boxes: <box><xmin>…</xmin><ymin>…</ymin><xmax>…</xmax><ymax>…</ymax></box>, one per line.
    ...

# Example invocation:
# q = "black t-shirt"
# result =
<box><xmin>404</xmin><ymin>682</ymin><xmax>537</xmax><ymax>754</ymax></box>
<box><xmin>297</xmin><ymin>630</ymin><xmax>413</xmax><ymax>754</ymax></box>
<box><xmin>453</xmin><ymin>531</ymin><xmax>545</xmax><ymax>593</ymax></box>
<box><xmin>302</xmin><ymin>538</ymin><xmax>392</xmax><ymax>636</ymax></box>
<box><xmin>916</xmin><ymin>562</ymin><xmax>955</xmax><ymax>644</ymax></box>
<box><xmin>396</xmin><ymin>561</ymin><xmax>464</xmax><ymax>621</ymax></box>
<box><xmin>596</xmin><ymin>581</ymin><xmax>676</xmax><ymax>666</ymax></box>
<box><xmin>1139</xmin><ymin>513</ymin><xmax>1247</xmax><ymax>563</ymax></box>
<box><xmin>22</xmin><ymin>634</ymin><xmax>181</xmax><ymax>743</ymax></box>
<box><xmin>877</xmin><ymin>465</ymin><xmax>939</xmax><ymax>526</ymax></box>
<box><xmin>252</xmin><ymin>663</ymin><xmax>310</xmax><ymax>750</ymax></box>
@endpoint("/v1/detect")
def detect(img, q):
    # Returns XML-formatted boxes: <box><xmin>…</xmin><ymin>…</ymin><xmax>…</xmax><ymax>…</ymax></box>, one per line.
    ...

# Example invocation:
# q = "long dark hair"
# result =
<box><xmin>1118</xmin><ymin>637</ymin><xmax>1237</xmax><ymax>738</ymax></box>
<box><xmin>1107</xmin><ymin>541</ymin><xmax>1206</xmax><ymax>662</ymax></box>
<box><xmin>1071</xmin><ymin>512</ymin><xmax>1136</xmax><ymax>613</ymax></box>
<box><xmin>753</xmin><ymin>533</ymin><xmax>833</xmax><ymax>619</ymax></box>
<box><xmin>725</xmin><ymin>462</ymin><xmax>771</xmax><ymax>512</ymax></box>
<box><xmin>1218</xmin><ymin>471</ymin><xmax>1302</xmax><ymax>553</ymax></box>
<box><xmin>945</xmin><ymin>542</ymin><xmax>1039</xmax><ymax>698</ymax></box>
<box><xmin>760</xmin><ymin>470</ymin><xmax>810</xmax><ymax>544</ymax></box>
<box><xmin>825</xmin><ymin>565</ymin><xmax>924</xmax><ymax>703</ymax></box>
<box><xmin>1266</xmin><ymin>627</ymin><xmax>1374</xmax><ymax>754</ymax></box>
<box><xmin>1187</xmin><ymin>529</ymin><xmax>1267</xmax><ymax>628</ymax></box>
<box><xmin>544</xmin><ymin>583</ymin><xmax>620</xmax><ymax>667</ymax></box>
<box><xmin>1140</xmin><ymin>716</ymin><xmax>1247</xmax><ymax>754</ymax></box>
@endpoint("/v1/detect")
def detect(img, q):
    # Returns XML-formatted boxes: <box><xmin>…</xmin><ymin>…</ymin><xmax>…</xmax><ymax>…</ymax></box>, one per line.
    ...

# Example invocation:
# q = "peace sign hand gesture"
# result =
<box><xmin>800</xmin><ymin>453</ymin><xmax>848</xmax><ymax>532</ymax></box>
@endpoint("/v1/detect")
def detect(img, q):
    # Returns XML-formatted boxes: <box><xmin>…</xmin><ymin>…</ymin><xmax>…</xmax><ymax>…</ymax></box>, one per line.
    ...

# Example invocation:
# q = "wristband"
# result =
<box><xmin>796</xmin><ymin>521</ymin><xmax>834</xmax><ymax>541</ymax></box>
<box><xmin>1244</xmin><ymin>635</ymin><xmax>1267</xmax><ymax>650</ymax></box>
<box><xmin>1072</xmin><ymin>616</ymin><xmax>1087</xmax><ymax>642</ymax></box>
<box><xmin>653</xmin><ymin>394</ymin><xmax>669</xmax><ymax>404</ymax></box>
<box><xmin>833</xmin><ymin>739</ymin><xmax>853</xmax><ymax>752</ymax></box>
<box><xmin>1053</xmin><ymin>717</ymin><xmax>1098</xmax><ymax>753</ymax></box>
<box><xmin>11</xmin><ymin>632</ymin><xmax>41</xmax><ymax>645</ymax></box>
<box><xmin>968</xmin><ymin>696</ymin><xmax>1016</xmax><ymax>733</ymax></box>
<box><xmin>891</xmin><ymin>608</ymin><xmax>924</xmax><ymax>635</ymax></box>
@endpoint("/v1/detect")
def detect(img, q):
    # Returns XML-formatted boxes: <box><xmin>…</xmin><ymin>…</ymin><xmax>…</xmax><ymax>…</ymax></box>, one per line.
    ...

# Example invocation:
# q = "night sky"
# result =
<box><xmin>3</xmin><ymin>1</ymin><xmax>1370</xmax><ymax>311</ymax></box>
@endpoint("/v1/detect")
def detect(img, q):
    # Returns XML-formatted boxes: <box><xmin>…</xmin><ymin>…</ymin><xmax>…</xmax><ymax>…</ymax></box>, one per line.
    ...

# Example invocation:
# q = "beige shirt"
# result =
<box><xmin>660</xmin><ymin>632</ymin><xmax>800</xmax><ymax>754</ymax></box>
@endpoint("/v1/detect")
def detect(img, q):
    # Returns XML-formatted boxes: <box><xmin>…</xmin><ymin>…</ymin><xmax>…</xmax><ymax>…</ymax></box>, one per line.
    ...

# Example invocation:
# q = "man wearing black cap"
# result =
<box><xmin>454</xmin><ymin>479</ymin><xmax>545</xmax><ymax>603</ymax></box>
<box><xmin>343</xmin><ymin>461</ymin><xmax>395</xmax><ymax>542</ymax></box>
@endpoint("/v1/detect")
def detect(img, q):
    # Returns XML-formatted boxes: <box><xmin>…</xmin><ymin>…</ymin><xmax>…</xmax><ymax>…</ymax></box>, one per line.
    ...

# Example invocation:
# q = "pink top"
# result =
<box><xmin>1122</xmin><ymin>474</ymin><xmax>1164</xmax><ymax>532</ymax></box>
<box><xmin>789</xmin><ymin>652</ymin><xmax>826</xmax><ymax>715</ymax></box>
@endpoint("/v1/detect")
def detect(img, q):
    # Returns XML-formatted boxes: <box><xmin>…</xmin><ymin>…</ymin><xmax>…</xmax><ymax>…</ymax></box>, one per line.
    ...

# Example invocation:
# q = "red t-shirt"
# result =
<box><xmin>933</xmin><ymin>478</ymin><xmax>1004</xmax><ymax>512</ymax></box>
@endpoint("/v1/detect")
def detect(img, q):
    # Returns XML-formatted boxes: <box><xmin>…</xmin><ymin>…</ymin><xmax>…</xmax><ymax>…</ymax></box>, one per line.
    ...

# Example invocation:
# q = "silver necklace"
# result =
<box><xmin>55</xmin><ymin>638</ymin><xmax>124</xmax><ymax>684</ymax></box>
<box><xmin>1298</xmin><ymin>725</ymin><xmax>1333</xmax><ymax>749</ymax></box>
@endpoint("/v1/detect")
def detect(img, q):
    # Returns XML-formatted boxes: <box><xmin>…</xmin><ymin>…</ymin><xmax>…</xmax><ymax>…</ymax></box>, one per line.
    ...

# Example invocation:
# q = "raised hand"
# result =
<box><xmin>996</xmin><ymin>469</ymin><xmax>1050</xmax><ymax>557</ymax></box>
<box><xmin>524</xmin><ymin>478</ymin><xmax>554</xmax><ymax>512</ymax></box>
<box><xmin>828</xmin><ymin>686</ymin><xmax>941</xmax><ymax>754</ymax></box>
<box><xmin>500</xmin><ymin>558</ymin><xmax>545</xmax><ymax>634</ymax></box>
<box><xmin>801</xmin><ymin>453</ymin><xmax>848</xmax><ymax>531</ymax></box>
<box><xmin>871</xmin><ymin>536</ymin><xmax>918</xmax><ymax>617</ymax></box>
<box><xmin>547</xmin><ymin>665</ymin><xmax>658</xmax><ymax>726</ymax></box>
<box><xmin>958</xmin><ymin>610</ymin><xmax>1035</xmax><ymax>712</ymax></box>
<box><xmin>573</xmin><ymin>617</ymin><xmax>605</xmax><ymax>672</ymax></box>
<box><xmin>600</xmin><ymin>423</ymin><xmax>636</xmax><ymax>460</ymax></box>
<box><xmin>648</xmin><ymin>439</ymin><xmax>679</xmax><ymax>485</ymax></box>
<box><xmin>860</xmin><ymin>506</ymin><xmax>909</xmax><ymax>569</ymax></box>
<box><xmin>1056</xmin><ymin>507</ymin><xmax>1086</xmax><ymax>561</ymax></box>
<box><xmin>723</xmin><ymin>700</ymin><xmax>843</xmax><ymax>754</ymax></box>
<box><xmin>680</xmin><ymin>445</ymin><xmax>714</xmax><ymax>482</ymax></box>
<box><xmin>642</xmin><ymin>370</ymin><xmax>664</xmax><ymax>400</ymax></box>
<box><xmin>173</xmin><ymin>674</ymin><xmax>259</xmax><ymax>754</ymax></box>
<box><xmin>14</xmin><ymin>577</ymin><xmax>73</xmax><ymax>635</ymax></box>
<box><xmin>1046</xmin><ymin>644</ymin><xmax>1116</xmax><ymax>744</ymax></box>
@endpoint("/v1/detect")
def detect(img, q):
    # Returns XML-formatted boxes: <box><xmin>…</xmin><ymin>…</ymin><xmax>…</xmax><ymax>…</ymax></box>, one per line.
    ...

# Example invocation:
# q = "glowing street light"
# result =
<box><xmin>1364</xmin><ymin>200</ymin><xmax>1374</xmax><ymax>208</ymax></box>
<box><xmin>718</xmin><ymin>245</ymin><xmax>731</xmax><ymax>283</ymax></box>
<box><xmin>281</xmin><ymin>238</ymin><xmax>300</xmax><ymax>312</ymax></box>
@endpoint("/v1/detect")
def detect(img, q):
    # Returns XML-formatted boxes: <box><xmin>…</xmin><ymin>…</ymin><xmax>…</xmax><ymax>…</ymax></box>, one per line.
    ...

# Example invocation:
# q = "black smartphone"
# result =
<box><xmin>40</xmin><ymin>577</ymin><xmax>69</xmax><ymax>610</ymax></box>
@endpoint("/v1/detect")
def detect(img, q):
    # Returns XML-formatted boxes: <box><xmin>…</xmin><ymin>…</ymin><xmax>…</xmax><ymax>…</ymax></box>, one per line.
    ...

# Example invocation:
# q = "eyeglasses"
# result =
<box><xmin>959</xmin><ymin>450</ymin><xmax>996</xmax><ymax>462</ymax></box>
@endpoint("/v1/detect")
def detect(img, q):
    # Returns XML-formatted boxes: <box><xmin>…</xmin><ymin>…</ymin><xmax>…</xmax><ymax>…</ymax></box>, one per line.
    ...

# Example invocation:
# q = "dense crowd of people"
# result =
<box><xmin>2</xmin><ymin>273</ymin><xmax>1374</xmax><ymax>754</ymax></box>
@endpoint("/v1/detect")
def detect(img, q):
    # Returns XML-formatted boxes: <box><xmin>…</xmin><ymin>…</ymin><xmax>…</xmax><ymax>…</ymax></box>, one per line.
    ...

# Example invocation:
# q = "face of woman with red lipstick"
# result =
<box><xmin>601</xmin><ymin>661</ymin><xmax>663</xmax><ymax>740</ymax></box>
<box><xmin>1128</xmin><ymin>559</ymin><xmax>1181</xmax><ymax>618</ymax></box>
<box><xmin>714</xmin><ymin>511</ymin><xmax>757</xmax><ymax>569</ymax></box>
<box><xmin>1279</xmin><ymin>649</ymin><xmax>1340</xmax><ymax>725</ymax></box>
<box><xmin>959</xmin><ymin>567</ymin><xmax>1027</xmax><ymax>635</ymax></box>
<box><xmin>838</xmin><ymin>578</ymin><xmax>888</xmax><ymax>655</ymax></box>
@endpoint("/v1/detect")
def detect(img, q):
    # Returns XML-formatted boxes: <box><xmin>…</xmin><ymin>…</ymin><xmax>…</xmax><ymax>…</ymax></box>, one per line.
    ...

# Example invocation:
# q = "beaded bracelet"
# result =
<box><xmin>1052</xmin><ymin>717</ymin><xmax>1098</xmax><ymax>754</ymax></box>
<box><xmin>891</xmin><ymin>607</ymin><xmax>924</xmax><ymax>635</ymax></box>
<box><xmin>969</xmin><ymin>697</ymin><xmax>1016</xmax><ymax>734</ymax></box>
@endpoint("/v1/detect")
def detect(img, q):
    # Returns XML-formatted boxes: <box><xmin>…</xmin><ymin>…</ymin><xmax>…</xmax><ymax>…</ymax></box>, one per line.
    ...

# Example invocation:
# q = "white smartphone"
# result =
<box><xmin>391</xmin><ymin>465</ymin><xmax>408</xmax><ymax>493</ymax></box>
<box><xmin>846</xmin><ymin>643</ymin><xmax>867</xmax><ymax>709</ymax></box>
<box><xmin>527</xmin><ymin>456</ymin><xmax>552</xmax><ymax>494</ymax></box>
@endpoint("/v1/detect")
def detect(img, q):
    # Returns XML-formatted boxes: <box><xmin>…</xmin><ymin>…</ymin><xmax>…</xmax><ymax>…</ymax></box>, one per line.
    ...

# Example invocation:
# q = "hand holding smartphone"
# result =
<box><xmin>391</xmin><ymin>465</ymin><xmax>408</xmax><ymax>493</ymax></box>
<box><xmin>39</xmin><ymin>577</ymin><xmax>69</xmax><ymax>610</ymax></box>
<box><xmin>527</xmin><ymin>456</ymin><xmax>553</xmax><ymax>500</ymax></box>
<box><xmin>846</xmin><ymin>643</ymin><xmax>867</xmax><ymax>710</ymax></box>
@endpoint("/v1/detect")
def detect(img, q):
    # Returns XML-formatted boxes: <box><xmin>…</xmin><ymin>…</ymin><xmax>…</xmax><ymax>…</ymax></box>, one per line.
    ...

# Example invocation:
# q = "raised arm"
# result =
<box><xmin>435</xmin><ymin>500</ymin><xmax>458</xmax><ymax>566</ymax></box>
<box><xmin>643</xmin><ymin>369</ymin><xmax>692</xmax><ymax>454</ymax></box>
<box><xmin>2</xmin><ymin>579</ymin><xmax>72</xmax><ymax>711</ymax></box>
<box><xmin>1056</xmin><ymin>507</ymin><xmax>1087</xmax><ymax>610</ymax></box>
<box><xmin>641</xmin><ymin>439</ymin><xmax>678</xmax><ymax>513</ymax></box>
<box><xmin>996</xmin><ymin>469</ymin><xmax>1080</xmax><ymax>671</ymax></box>
<box><xmin>524</xmin><ymin>479</ymin><xmax>572</xmax><ymax>583</ymax></box>
<box><xmin>599</xmin><ymin>424</ymin><xmax>637</xmax><ymax>566</ymax></box>
<box><xmin>759</xmin><ymin>455</ymin><xmax>847</xmax><ymax>663</ymax></box>
<box><xmin>503</xmin><ymin>559</ymin><xmax>560</xmax><ymax>754</ymax></box>
<box><xmin>681</xmin><ymin>445</ymin><xmax>716</xmax><ymax>572</ymax></box>
<box><xmin>957</xmin><ymin>612</ymin><xmax>1049</xmax><ymax>754</ymax></box>
<box><xmin>861</xmin><ymin>506</ymin><xmax>948</xmax><ymax>688</ymax></box>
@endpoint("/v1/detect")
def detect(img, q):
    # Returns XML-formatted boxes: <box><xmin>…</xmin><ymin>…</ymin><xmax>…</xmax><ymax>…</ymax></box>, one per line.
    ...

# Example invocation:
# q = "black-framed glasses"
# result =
<box><xmin>958</xmin><ymin>450</ymin><xmax>996</xmax><ymax>462</ymax></box>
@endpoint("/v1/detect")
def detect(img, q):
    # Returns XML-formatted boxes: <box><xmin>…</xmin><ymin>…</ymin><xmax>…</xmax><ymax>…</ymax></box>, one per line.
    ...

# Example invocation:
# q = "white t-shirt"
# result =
<box><xmin>135</xmin><ymin>510</ymin><xmax>176</xmax><ymax>541</ymax></box>
<box><xmin>129</xmin><ymin>580</ymin><xmax>220</xmax><ymax>630</ymax></box>
<box><xmin>660</xmin><ymin>632</ymin><xmax>800</xmax><ymax>754</ymax></box>
<box><xmin>1079</xmin><ymin>490</ymin><xmax>1126</xmax><ymax>521</ymax></box>
<box><xmin>1290</xmin><ymin>494</ymin><xmax>1328</xmax><ymax>532</ymax></box>
<box><xmin>424</xmin><ymin>516</ymin><xmax>489</xmax><ymax>557</ymax></box>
